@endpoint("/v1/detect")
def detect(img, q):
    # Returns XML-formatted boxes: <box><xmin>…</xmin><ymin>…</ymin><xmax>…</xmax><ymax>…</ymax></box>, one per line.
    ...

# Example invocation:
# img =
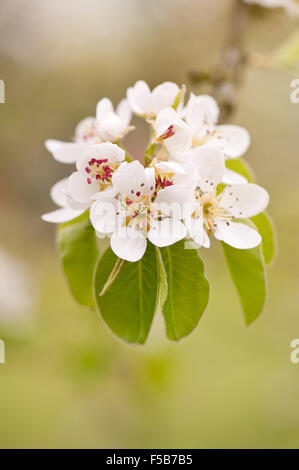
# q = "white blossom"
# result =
<box><xmin>90</xmin><ymin>161</ymin><xmax>192</xmax><ymax>262</ymax></box>
<box><xmin>45</xmin><ymin>98</ymin><xmax>132</xmax><ymax>164</ymax></box>
<box><xmin>184</xmin><ymin>148</ymin><xmax>269</xmax><ymax>249</ymax></box>
<box><xmin>127</xmin><ymin>80</ymin><xmax>181</xmax><ymax>119</ymax></box>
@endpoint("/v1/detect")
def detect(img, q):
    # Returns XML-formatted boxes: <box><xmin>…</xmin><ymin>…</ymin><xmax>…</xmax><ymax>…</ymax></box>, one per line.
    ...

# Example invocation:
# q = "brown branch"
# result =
<box><xmin>189</xmin><ymin>0</ymin><xmax>251</xmax><ymax>122</ymax></box>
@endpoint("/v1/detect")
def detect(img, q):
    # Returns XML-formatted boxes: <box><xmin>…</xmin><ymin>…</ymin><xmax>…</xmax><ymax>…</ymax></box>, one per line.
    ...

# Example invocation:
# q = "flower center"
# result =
<box><xmin>193</xmin><ymin>188</ymin><xmax>229</xmax><ymax>233</ymax></box>
<box><xmin>85</xmin><ymin>158</ymin><xmax>116</xmax><ymax>186</ymax></box>
<box><xmin>157</xmin><ymin>125</ymin><xmax>175</xmax><ymax>142</ymax></box>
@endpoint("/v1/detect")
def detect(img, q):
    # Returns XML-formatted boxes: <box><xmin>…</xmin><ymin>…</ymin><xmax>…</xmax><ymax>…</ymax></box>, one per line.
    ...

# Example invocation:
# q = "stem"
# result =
<box><xmin>99</xmin><ymin>257</ymin><xmax>125</xmax><ymax>296</ymax></box>
<box><xmin>189</xmin><ymin>0</ymin><xmax>251</xmax><ymax>122</ymax></box>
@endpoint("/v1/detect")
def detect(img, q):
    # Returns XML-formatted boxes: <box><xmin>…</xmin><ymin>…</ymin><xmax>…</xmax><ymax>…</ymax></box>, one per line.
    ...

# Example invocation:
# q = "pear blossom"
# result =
<box><xmin>42</xmin><ymin>142</ymin><xmax>125</xmax><ymax>223</ymax></box>
<box><xmin>127</xmin><ymin>80</ymin><xmax>181</xmax><ymax>119</ymax></box>
<box><xmin>184</xmin><ymin>148</ymin><xmax>269</xmax><ymax>249</ymax></box>
<box><xmin>90</xmin><ymin>161</ymin><xmax>192</xmax><ymax>262</ymax></box>
<box><xmin>244</xmin><ymin>0</ymin><xmax>299</xmax><ymax>17</ymax></box>
<box><xmin>183</xmin><ymin>93</ymin><xmax>250</xmax><ymax>160</ymax></box>
<box><xmin>45</xmin><ymin>98</ymin><xmax>132</xmax><ymax>164</ymax></box>
<box><xmin>68</xmin><ymin>142</ymin><xmax>125</xmax><ymax>204</ymax></box>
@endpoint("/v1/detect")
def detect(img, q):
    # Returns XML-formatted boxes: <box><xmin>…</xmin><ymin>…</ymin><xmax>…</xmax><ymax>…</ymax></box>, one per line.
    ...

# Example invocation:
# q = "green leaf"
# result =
<box><xmin>93</xmin><ymin>243</ymin><xmax>159</xmax><ymax>344</ymax></box>
<box><xmin>58</xmin><ymin>211</ymin><xmax>99</xmax><ymax>309</ymax></box>
<box><xmin>251</xmin><ymin>212</ymin><xmax>276</xmax><ymax>267</ymax></box>
<box><xmin>159</xmin><ymin>241</ymin><xmax>210</xmax><ymax>341</ymax></box>
<box><xmin>225</xmin><ymin>158</ymin><xmax>255</xmax><ymax>183</ymax></box>
<box><xmin>221</xmin><ymin>234</ymin><xmax>267</xmax><ymax>325</ymax></box>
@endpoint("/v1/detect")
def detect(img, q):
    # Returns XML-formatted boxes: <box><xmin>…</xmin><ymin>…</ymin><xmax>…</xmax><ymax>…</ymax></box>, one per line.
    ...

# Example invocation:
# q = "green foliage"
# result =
<box><xmin>251</xmin><ymin>212</ymin><xmax>276</xmax><ymax>266</ymax></box>
<box><xmin>221</xmin><ymin>236</ymin><xmax>266</xmax><ymax>325</ymax></box>
<box><xmin>225</xmin><ymin>158</ymin><xmax>255</xmax><ymax>182</ymax></box>
<box><xmin>58</xmin><ymin>211</ymin><xmax>99</xmax><ymax>309</ymax></box>
<box><xmin>159</xmin><ymin>241</ymin><xmax>210</xmax><ymax>341</ymax></box>
<box><xmin>93</xmin><ymin>243</ymin><xmax>158</xmax><ymax>344</ymax></box>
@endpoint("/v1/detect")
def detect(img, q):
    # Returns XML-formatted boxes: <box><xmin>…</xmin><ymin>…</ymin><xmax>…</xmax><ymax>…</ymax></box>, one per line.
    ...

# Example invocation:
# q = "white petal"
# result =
<box><xmin>77</xmin><ymin>142</ymin><xmax>125</xmax><ymax>171</ymax></box>
<box><xmin>223</xmin><ymin>168</ymin><xmax>247</xmax><ymax>185</ymax></box>
<box><xmin>97</xmin><ymin>115</ymin><xmax>125</xmax><ymax>142</ymax></box>
<box><xmin>154</xmin><ymin>185</ymin><xmax>193</xmax><ymax>219</ymax></box>
<box><xmin>45</xmin><ymin>139</ymin><xmax>66</xmax><ymax>153</ymax></box>
<box><xmin>96</xmin><ymin>98</ymin><xmax>114</xmax><ymax>120</ymax></box>
<box><xmin>155</xmin><ymin>107</ymin><xmax>192</xmax><ymax>156</ymax></box>
<box><xmin>50</xmin><ymin>178</ymin><xmax>68</xmax><ymax>207</ymax></box>
<box><xmin>41</xmin><ymin>208</ymin><xmax>84</xmax><ymax>223</ymax></box>
<box><xmin>75</xmin><ymin>117</ymin><xmax>97</xmax><ymax>143</ymax></box>
<box><xmin>90</xmin><ymin>198</ymin><xmax>117</xmax><ymax>233</ymax></box>
<box><xmin>68</xmin><ymin>171</ymin><xmax>99</xmax><ymax>204</ymax></box>
<box><xmin>214</xmin><ymin>221</ymin><xmax>261</xmax><ymax>249</ymax></box>
<box><xmin>219</xmin><ymin>183</ymin><xmax>269</xmax><ymax>218</ymax></box>
<box><xmin>155</xmin><ymin>161</ymin><xmax>185</xmax><ymax>175</ymax></box>
<box><xmin>185</xmin><ymin>217</ymin><xmax>210</xmax><ymax>248</ymax></box>
<box><xmin>126</xmin><ymin>80</ymin><xmax>151</xmax><ymax>116</ymax></box>
<box><xmin>49</xmin><ymin>142</ymin><xmax>89</xmax><ymax>164</ymax></box>
<box><xmin>185</xmin><ymin>93</ymin><xmax>219</xmax><ymax>135</ymax></box>
<box><xmin>151</xmin><ymin>82</ymin><xmax>180</xmax><ymax>115</ymax></box>
<box><xmin>112</xmin><ymin>161</ymin><xmax>151</xmax><ymax>196</ymax></box>
<box><xmin>208</xmin><ymin>125</ymin><xmax>250</xmax><ymax>159</ymax></box>
<box><xmin>116</xmin><ymin>99</ymin><xmax>132</xmax><ymax>127</ymax></box>
<box><xmin>148</xmin><ymin>218</ymin><xmax>186</xmax><ymax>247</ymax></box>
<box><xmin>189</xmin><ymin>147</ymin><xmax>225</xmax><ymax>188</ymax></box>
<box><xmin>111</xmin><ymin>227</ymin><xmax>147</xmax><ymax>262</ymax></box>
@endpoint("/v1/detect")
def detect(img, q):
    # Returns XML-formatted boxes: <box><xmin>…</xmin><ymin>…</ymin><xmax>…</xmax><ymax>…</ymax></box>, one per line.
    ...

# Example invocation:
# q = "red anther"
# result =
<box><xmin>136</xmin><ymin>191</ymin><xmax>141</xmax><ymax>197</ymax></box>
<box><xmin>87</xmin><ymin>178</ymin><xmax>92</xmax><ymax>184</ymax></box>
<box><xmin>85</xmin><ymin>167</ymin><xmax>91</xmax><ymax>174</ymax></box>
<box><xmin>126</xmin><ymin>199</ymin><xmax>132</xmax><ymax>205</ymax></box>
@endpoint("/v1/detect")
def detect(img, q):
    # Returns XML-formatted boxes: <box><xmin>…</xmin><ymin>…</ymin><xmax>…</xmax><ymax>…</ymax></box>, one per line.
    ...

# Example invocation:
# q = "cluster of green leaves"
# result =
<box><xmin>57</xmin><ymin>158</ymin><xmax>276</xmax><ymax>344</ymax></box>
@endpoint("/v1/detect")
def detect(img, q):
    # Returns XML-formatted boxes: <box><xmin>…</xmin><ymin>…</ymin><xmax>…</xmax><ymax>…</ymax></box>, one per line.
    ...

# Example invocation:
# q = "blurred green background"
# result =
<box><xmin>0</xmin><ymin>0</ymin><xmax>298</xmax><ymax>449</ymax></box>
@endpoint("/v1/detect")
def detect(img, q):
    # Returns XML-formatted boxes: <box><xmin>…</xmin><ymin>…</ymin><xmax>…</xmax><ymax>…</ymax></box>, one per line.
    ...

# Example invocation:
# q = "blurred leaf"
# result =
<box><xmin>160</xmin><ymin>241</ymin><xmax>210</xmax><ymax>341</ymax></box>
<box><xmin>221</xmin><ymin>223</ymin><xmax>267</xmax><ymax>325</ymax></box>
<box><xmin>225</xmin><ymin>158</ymin><xmax>255</xmax><ymax>183</ymax></box>
<box><xmin>58</xmin><ymin>211</ymin><xmax>98</xmax><ymax>309</ymax></box>
<box><xmin>251</xmin><ymin>212</ymin><xmax>276</xmax><ymax>267</ymax></box>
<box><xmin>93</xmin><ymin>243</ymin><xmax>158</xmax><ymax>344</ymax></box>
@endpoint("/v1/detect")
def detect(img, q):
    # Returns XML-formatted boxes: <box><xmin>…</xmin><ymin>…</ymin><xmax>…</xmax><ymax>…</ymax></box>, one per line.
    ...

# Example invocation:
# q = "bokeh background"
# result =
<box><xmin>0</xmin><ymin>0</ymin><xmax>298</xmax><ymax>449</ymax></box>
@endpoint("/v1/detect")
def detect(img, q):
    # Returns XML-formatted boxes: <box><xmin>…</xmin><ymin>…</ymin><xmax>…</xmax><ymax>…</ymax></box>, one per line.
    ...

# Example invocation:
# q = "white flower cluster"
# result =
<box><xmin>42</xmin><ymin>81</ymin><xmax>269</xmax><ymax>262</ymax></box>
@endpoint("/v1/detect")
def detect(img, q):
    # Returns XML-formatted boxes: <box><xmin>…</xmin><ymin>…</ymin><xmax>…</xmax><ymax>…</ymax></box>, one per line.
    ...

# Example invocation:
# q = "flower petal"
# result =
<box><xmin>90</xmin><ymin>198</ymin><xmax>118</xmax><ymax>233</ymax></box>
<box><xmin>222</xmin><ymin>168</ymin><xmax>247</xmax><ymax>185</ymax></box>
<box><xmin>154</xmin><ymin>184</ymin><xmax>193</xmax><ymax>219</ymax></box>
<box><xmin>111</xmin><ymin>227</ymin><xmax>147</xmax><ymax>262</ymax></box>
<box><xmin>148</xmin><ymin>218</ymin><xmax>186</xmax><ymax>247</ymax></box>
<box><xmin>219</xmin><ymin>183</ymin><xmax>269</xmax><ymax>218</ymax></box>
<box><xmin>185</xmin><ymin>93</ymin><xmax>219</xmax><ymax>136</ymax></box>
<box><xmin>214</xmin><ymin>221</ymin><xmax>261</xmax><ymax>249</ymax></box>
<box><xmin>208</xmin><ymin>125</ymin><xmax>250</xmax><ymax>159</ymax></box>
<box><xmin>155</xmin><ymin>107</ymin><xmax>192</xmax><ymax>156</ymax></box>
<box><xmin>190</xmin><ymin>147</ymin><xmax>225</xmax><ymax>189</ymax></box>
<box><xmin>116</xmin><ymin>99</ymin><xmax>132</xmax><ymax>127</ymax></box>
<box><xmin>68</xmin><ymin>171</ymin><xmax>99</xmax><ymax>204</ymax></box>
<box><xmin>151</xmin><ymin>82</ymin><xmax>180</xmax><ymax>115</ymax></box>
<box><xmin>185</xmin><ymin>217</ymin><xmax>210</xmax><ymax>248</ymax></box>
<box><xmin>96</xmin><ymin>98</ymin><xmax>114</xmax><ymax>120</ymax></box>
<box><xmin>76</xmin><ymin>142</ymin><xmax>125</xmax><ymax>171</ymax></box>
<box><xmin>75</xmin><ymin>117</ymin><xmax>97</xmax><ymax>143</ymax></box>
<box><xmin>48</xmin><ymin>142</ymin><xmax>89</xmax><ymax>164</ymax></box>
<box><xmin>41</xmin><ymin>208</ymin><xmax>84</xmax><ymax>223</ymax></box>
<box><xmin>127</xmin><ymin>80</ymin><xmax>151</xmax><ymax>116</ymax></box>
<box><xmin>155</xmin><ymin>161</ymin><xmax>185</xmax><ymax>175</ymax></box>
<box><xmin>50</xmin><ymin>178</ymin><xmax>68</xmax><ymax>207</ymax></box>
<box><xmin>112</xmin><ymin>161</ymin><xmax>151</xmax><ymax>196</ymax></box>
<box><xmin>97</xmin><ymin>115</ymin><xmax>125</xmax><ymax>142</ymax></box>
